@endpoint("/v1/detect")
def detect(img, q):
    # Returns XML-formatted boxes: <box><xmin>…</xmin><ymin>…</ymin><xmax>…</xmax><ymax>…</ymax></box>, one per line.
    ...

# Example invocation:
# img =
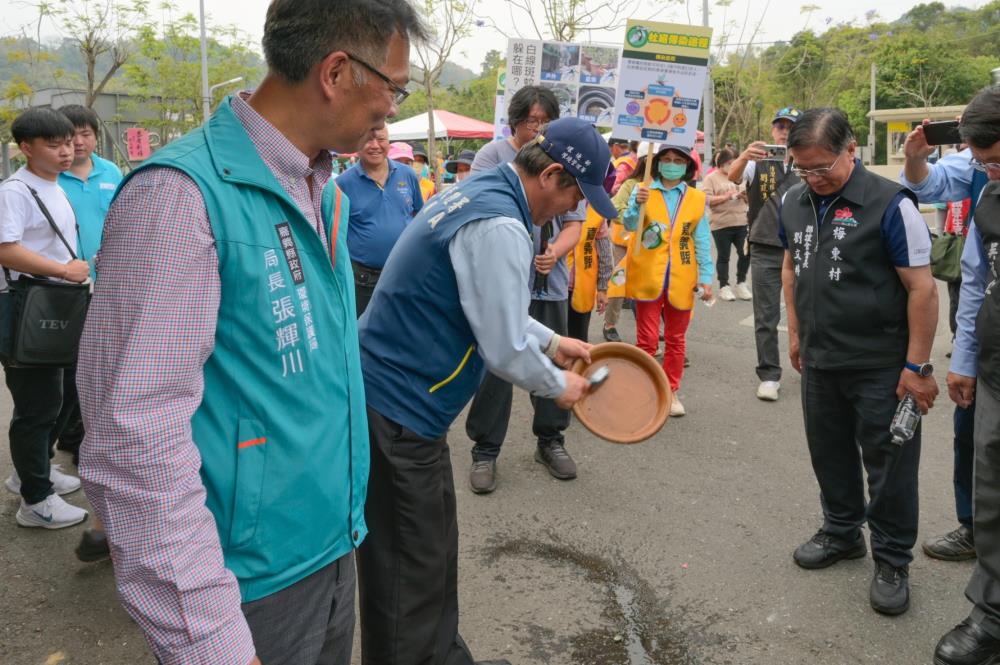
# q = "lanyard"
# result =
<box><xmin>328</xmin><ymin>185</ymin><xmax>343</xmax><ymax>267</ymax></box>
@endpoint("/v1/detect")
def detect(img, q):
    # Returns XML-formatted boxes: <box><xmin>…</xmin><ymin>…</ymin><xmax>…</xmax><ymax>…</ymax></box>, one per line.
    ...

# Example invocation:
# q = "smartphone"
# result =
<box><xmin>923</xmin><ymin>120</ymin><xmax>962</xmax><ymax>146</ymax></box>
<box><xmin>761</xmin><ymin>144</ymin><xmax>787</xmax><ymax>160</ymax></box>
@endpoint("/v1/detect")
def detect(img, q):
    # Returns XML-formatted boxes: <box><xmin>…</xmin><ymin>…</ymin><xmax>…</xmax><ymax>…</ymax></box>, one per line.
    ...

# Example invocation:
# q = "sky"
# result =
<box><xmin>1</xmin><ymin>0</ymin><xmax>990</xmax><ymax>74</ymax></box>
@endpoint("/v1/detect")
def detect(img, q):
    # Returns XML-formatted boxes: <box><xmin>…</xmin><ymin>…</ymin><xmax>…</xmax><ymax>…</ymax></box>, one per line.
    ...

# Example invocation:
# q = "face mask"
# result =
<box><xmin>659</xmin><ymin>162</ymin><xmax>687</xmax><ymax>181</ymax></box>
<box><xmin>419</xmin><ymin>164</ymin><xmax>430</xmax><ymax>179</ymax></box>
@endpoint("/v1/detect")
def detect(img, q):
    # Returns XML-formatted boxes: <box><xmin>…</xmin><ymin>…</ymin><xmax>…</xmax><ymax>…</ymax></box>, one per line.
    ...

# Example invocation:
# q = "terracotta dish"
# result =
<box><xmin>571</xmin><ymin>342</ymin><xmax>671</xmax><ymax>444</ymax></box>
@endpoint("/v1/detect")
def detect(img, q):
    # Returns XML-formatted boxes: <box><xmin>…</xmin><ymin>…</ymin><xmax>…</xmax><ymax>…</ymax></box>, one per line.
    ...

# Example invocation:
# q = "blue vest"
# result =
<box><xmin>116</xmin><ymin>98</ymin><xmax>369</xmax><ymax>602</ymax></box>
<box><xmin>359</xmin><ymin>165</ymin><xmax>532</xmax><ymax>439</ymax></box>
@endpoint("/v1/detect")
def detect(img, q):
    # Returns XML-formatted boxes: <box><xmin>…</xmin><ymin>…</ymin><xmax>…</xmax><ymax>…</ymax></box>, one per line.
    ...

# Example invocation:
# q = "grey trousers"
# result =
<box><xmin>966</xmin><ymin>381</ymin><xmax>1000</xmax><ymax>637</ymax></box>
<box><xmin>242</xmin><ymin>551</ymin><xmax>356</xmax><ymax>665</ymax></box>
<box><xmin>750</xmin><ymin>243</ymin><xmax>785</xmax><ymax>382</ymax></box>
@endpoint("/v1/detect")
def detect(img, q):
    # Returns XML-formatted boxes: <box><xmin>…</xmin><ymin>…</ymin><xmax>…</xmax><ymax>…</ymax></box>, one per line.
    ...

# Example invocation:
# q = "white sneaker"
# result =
<box><xmin>734</xmin><ymin>283</ymin><xmax>753</xmax><ymax>300</ymax></box>
<box><xmin>757</xmin><ymin>381</ymin><xmax>780</xmax><ymax>401</ymax></box>
<box><xmin>670</xmin><ymin>392</ymin><xmax>686</xmax><ymax>417</ymax></box>
<box><xmin>16</xmin><ymin>494</ymin><xmax>88</xmax><ymax>529</ymax></box>
<box><xmin>718</xmin><ymin>285</ymin><xmax>736</xmax><ymax>301</ymax></box>
<box><xmin>4</xmin><ymin>465</ymin><xmax>81</xmax><ymax>496</ymax></box>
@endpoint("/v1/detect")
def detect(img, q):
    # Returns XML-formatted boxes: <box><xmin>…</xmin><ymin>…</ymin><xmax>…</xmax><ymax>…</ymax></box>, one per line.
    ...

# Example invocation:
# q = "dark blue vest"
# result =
<box><xmin>359</xmin><ymin>165</ymin><xmax>533</xmax><ymax>438</ymax></box>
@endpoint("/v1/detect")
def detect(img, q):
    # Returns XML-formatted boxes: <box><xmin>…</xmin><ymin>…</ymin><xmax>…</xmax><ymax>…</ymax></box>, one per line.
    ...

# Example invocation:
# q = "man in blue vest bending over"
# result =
<box><xmin>357</xmin><ymin>116</ymin><xmax>618</xmax><ymax>665</ymax></box>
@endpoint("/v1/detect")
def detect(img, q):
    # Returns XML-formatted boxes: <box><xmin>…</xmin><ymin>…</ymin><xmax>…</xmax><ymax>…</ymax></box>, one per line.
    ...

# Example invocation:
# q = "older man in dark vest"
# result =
<box><xmin>779</xmin><ymin>108</ymin><xmax>938</xmax><ymax>617</ymax></box>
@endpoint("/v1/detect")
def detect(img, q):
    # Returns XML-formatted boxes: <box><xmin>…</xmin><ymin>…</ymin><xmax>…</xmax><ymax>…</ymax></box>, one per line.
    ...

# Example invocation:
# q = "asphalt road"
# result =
<box><xmin>0</xmin><ymin>281</ymin><xmax>975</xmax><ymax>665</ymax></box>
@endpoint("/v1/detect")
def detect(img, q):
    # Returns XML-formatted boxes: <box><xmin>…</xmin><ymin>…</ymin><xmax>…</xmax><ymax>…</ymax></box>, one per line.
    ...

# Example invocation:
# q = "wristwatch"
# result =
<box><xmin>904</xmin><ymin>361</ymin><xmax>934</xmax><ymax>377</ymax></box>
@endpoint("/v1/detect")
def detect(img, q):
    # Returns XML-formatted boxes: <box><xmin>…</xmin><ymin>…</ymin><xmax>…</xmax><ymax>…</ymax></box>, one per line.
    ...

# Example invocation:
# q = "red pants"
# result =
<box><xmin>634</xmin><ymin>293</ymin><xmax>692</xmax><ymax>392</ymax></box>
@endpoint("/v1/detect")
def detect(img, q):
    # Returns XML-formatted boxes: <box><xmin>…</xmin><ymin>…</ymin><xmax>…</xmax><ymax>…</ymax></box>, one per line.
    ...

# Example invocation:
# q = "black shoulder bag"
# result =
<box><xmin>0</xmin><ymin>180</ymin><xmax>90</xmax><ymax>368</ymax></box>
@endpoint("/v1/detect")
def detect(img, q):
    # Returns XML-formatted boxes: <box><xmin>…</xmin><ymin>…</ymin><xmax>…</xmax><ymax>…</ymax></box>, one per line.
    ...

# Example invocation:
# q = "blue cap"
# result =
<box><xmin>773</xmin><ymin>106</ymin><xmax>803</xmax><ymax>124</ymax></box>
<box><xmin>536</xmin><ymin>117</ymin><xmax>617</xmax><ymax>219</ymax></box>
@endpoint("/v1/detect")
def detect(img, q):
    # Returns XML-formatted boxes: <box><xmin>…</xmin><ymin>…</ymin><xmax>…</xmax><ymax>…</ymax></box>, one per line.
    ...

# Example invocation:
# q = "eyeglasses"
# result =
<box><xmin>792</xmin><ymin>152</ymin><xmax>843</xmax><ymax>178</ymax></box>
<box><xmin>345</xmin><ymin>52</ymin><xmax>409</xmax><ymax>106</ymax></box>
<box><xmin>521</xmin><ymin>116</ymin><xmax>550</xmax><ymax>130</ymax></box>
<box><xmin>970</xmin><ymin>156</ymin><xmax>1000</xmax><ymax>173</ymax></box>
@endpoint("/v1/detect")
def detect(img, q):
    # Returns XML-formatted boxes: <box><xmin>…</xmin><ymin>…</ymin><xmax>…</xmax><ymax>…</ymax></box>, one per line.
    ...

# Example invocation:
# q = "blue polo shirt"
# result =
<box><xmin>58</xmin><ymin>153</ymin><xmax>123</xmax><ymax>280</ymax></box>
<box><xmin>335</xmin><ymin>159</ymin><xmax>423</xmax><ymax>269</ymax></box>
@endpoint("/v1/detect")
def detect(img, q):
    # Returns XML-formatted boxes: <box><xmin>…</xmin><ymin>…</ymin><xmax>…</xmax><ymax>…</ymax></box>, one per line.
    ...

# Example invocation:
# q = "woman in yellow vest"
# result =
<box><xmin>566</xmin><ymin>205</ymin><xmax>614</xmax><ymax>342</ymax></box>
<box><xmin>620</xmin><ymin>145</ymin><xmax>714</xmax><ymax>416</ymax></box>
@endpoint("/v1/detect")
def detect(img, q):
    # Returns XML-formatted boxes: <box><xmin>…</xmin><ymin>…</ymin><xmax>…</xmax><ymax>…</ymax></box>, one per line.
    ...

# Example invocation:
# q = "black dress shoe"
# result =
<box><xmin>870</xmin><ymin>560</ymin><xmax>909</xmax><ymax>615</ymax></box>
<box><xmin>924</xmin><ymin>525</ymin><xmax>976</xmax><ymax>561</ymax></box>
<box><xmin>793</xmin><ymin>530</ymin><xmax>867</xmax><ymax>569</ymax></box>
<box><xmin>75</xmin><ymin>528</ymin><xmax>110</xmax><ymax>562</ymax></box>
<box><xmin>935</xmin><ymin>618</ymin><xmax>1000</xmax><ymax>665</ymax></box>
<box><xmin>603</xmin><ymin>326</ymin><xmax>622</xmax><ymax>343</ymax></box>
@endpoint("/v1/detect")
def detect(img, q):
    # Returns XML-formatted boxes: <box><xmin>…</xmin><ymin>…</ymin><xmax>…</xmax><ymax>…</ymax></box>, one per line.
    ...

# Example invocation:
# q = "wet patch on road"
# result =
<box><xmin>485</xmin><ymin>536</ymin><xmax>728</xmax><ymax>664</ymax></box>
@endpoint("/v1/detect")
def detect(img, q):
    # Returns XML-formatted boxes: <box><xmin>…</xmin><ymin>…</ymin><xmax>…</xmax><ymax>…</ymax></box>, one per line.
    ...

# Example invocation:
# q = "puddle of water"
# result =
<box><xmin>485</xmin><ymin>537</ymin><xmax>716</xmax><ymax>665</ymax></box>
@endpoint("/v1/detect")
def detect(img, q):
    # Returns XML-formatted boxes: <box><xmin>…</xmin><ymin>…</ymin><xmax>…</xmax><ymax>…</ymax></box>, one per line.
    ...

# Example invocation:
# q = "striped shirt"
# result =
<box><xmin>77</xmin><ymin>92</ymin><xmax>332</xmax><ymax>665</ymax></box>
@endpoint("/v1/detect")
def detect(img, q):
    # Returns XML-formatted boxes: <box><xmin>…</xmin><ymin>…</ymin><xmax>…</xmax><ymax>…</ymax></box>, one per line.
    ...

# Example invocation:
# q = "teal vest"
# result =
<box><xmin>118</xmin><ymin>98</ymin><xmax>369</xmax><ymax>601</ymax></box>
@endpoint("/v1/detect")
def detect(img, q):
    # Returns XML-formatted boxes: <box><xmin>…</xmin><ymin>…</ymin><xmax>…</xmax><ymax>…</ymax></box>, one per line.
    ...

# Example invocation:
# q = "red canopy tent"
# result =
<box><xmin>386</xmin><ymin>110</ymin><xmax>494</xmax><ymax>141</ymax></box>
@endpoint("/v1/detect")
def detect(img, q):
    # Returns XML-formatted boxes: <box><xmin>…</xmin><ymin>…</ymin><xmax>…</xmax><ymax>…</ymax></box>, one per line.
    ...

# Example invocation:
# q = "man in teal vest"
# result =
<box><xmin>357</xmin><ymin>117</ymin><xmax>619</xmax><ymax>665</ymax></box>
<box><xmin>76</xmin><ymin>2</ymin><xmax>426</xmax><ymax>664</ymax></box>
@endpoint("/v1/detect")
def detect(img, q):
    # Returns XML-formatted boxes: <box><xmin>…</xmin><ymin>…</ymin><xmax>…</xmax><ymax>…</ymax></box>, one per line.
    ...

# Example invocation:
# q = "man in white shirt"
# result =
<box><xmin>0</xmin><ymin>107</ymin><xmax>90</xmax><ymax>529</ymax></box>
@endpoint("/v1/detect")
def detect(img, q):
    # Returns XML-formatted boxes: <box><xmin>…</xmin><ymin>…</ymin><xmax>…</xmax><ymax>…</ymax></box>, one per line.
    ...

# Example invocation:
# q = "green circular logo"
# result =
<box><xmin>627</xmin><ymin>26</ymin><xmax>649</xmax><ymax>48</ymax></box>
<box><xmin>611</xmin><ymin>268</ymin><xmax>626</xmax><ymax>286</ymax></box>
<box><xmin>497</xmin><ymin>71</ymin><xmax>506</xmax><ymax>88</ymax></box>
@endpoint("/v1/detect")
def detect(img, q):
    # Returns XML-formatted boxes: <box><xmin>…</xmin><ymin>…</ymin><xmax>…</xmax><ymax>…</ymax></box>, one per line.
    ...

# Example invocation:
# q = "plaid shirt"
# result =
<box><xmin>77</xmin><ymin>93</ymin><xmax>333</xmax><ymax>665</ymax></box>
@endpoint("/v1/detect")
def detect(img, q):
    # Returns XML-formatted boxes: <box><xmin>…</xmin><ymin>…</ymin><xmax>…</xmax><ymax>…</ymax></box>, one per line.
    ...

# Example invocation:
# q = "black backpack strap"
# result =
<box><xmin>8</xmin><ymin>179</ymin><xmax>78</xmax><ymax>260</ymax></box>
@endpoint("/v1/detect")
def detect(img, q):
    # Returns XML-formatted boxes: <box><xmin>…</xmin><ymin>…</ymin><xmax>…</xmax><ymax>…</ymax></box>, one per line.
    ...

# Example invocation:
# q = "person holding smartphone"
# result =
<box><xmin>728</xmin><ymin>106</ymin><xmax>802</xmax><ymax>403</ymax></box>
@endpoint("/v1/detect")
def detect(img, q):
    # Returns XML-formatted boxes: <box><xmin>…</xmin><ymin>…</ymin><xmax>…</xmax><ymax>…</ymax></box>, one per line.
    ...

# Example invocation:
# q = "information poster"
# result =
<box><xmin>610</xmin><ymin>20</ymin><xmax>712</xmax><ymax>148</ymax></box>
<box><xmin>495</xmin><ymin>38</ymin><xmax>621</xmax><ymax>140</ymax></box>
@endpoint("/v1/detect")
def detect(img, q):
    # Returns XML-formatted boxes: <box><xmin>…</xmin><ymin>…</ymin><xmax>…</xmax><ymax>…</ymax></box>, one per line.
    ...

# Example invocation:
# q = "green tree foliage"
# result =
<box><xmin>710</xmin><ymin>0</ymin><xmax>1000</xmax><ymax>153</ymax></box>
<box><xmin>121</xmin><ymin>14</ymin><xmax>264</xmax><ymax>139</ymax></box>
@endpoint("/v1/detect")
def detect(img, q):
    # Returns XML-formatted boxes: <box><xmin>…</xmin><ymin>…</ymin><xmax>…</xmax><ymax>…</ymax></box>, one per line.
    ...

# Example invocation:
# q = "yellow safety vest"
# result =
<box><xmin>610</xmin><ymin>179</ymin><xmax>637</xmax><ymax>247</ymax></box>
<box><xmin>419</xmin><ymin>177</ymin><xmax>435</xmax><ymax>202</ymax></box>
<box><xmin>566</xmin><ymin>206</ymin><xmax>605</xmax><ymax>313</ymax></box>
<box><xmin>608</xmin><ymin>185</ymin><xmax>706</xmax><ymax>309</ymax></box>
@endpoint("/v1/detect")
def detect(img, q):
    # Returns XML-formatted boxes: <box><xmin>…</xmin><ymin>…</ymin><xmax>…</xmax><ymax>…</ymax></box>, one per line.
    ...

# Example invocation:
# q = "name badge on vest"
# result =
<box><xmin>265</xmin><ymin>223</ymin><xmax>320</xmax><ymax>378</ymax></box>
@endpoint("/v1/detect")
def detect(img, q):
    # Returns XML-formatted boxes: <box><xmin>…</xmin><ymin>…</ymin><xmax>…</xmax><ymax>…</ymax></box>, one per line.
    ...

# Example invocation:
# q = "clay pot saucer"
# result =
<box><xmin>571</xmin><ymin>342</ymin><xmax>671</xmax><ymax>444</ymax></box>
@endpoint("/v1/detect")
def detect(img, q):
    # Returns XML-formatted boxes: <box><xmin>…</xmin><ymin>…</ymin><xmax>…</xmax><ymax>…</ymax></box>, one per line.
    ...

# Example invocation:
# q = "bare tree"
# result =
<box><xmin>712</xmin><ymin>0</ymin><xmax>770</xmax><ymax>146</ymax></box>
<box><xmin>412</xmin><ymin>0</ymin><xmax>478</xmax><ymax>175</ymax></box>
<box><xmin>37</xmin><ymin>0</ymin><xmax>150</xmax><ymax>107</ymax></box>
<box><xmin>485</xmin><ymin>0</ymin><xmax>674</xmax><ymax>44</ymax></box>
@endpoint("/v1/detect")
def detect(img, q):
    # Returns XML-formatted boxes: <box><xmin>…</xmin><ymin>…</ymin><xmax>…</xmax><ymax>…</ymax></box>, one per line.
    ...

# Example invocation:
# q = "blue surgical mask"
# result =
<box><xmin>659</xmin><ymin>162</ymin><xmax>687</xmax><ymax>181</ymax></box>
<box><xmin>419</xmin><ymin>164</ymin><xmax>430</xmax><ymax>179</ymax></box>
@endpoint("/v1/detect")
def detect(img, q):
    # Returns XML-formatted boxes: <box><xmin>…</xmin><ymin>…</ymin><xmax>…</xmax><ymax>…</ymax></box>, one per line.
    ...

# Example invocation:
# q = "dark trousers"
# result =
<box><xmin>465</xmin><ymin>299</ymin><xmax>570</xmax><ymax>460</ymax></box>
<box><xmin>712</xmin><ymin>226</ymin><xmax>749</xmax><ymax>287</ymax></box>
<box><xmin>242</xmin><ymin>551</ymin><xmax>356</xmax><ymax>665</ymax></box>
<box><xmin>4</xmin><ymin>365</ymin><xmax>74</xmax><ymax>504</ymax></box>
<box><xmin>948</xmin><ymin>279</ymin><xmax>962</xmax><ymax>336</ymax></box>
<box><xmin>352</xmin><ymin>261</ymin><xmax>381</xmax><ymax>318</ymax></box>
<box><xmin>967</xmin><ymin>382</ymin><xmax>1000</xmax><ymax>637</ymax></box>
<box><xmin>51</xmin><ymin>366</ymin><xmax>84</xmax><ymax>458</ymax></box>
<box><xmin>749</xmin><ymin>243</ymin><xmax>785</xmax><ymax>382</ymax></box>
<box><xmin>801</xmin><ymin>365</ymin><xmax>920</xmax><ymax>568</ymax></box>
<box><xmin>954</xmin><ymin>401</ymin><xmax>976</xmax><ymax>528</ymax></box>
<box><xmin>359</xmin><ymin>407</ymin><xmax>475</xmax><ymax>665</ymax></box>
<box><xmin>566</xmin><ymin>292</ymin><xmax>592</xmax><ymax>342</ymax></box>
